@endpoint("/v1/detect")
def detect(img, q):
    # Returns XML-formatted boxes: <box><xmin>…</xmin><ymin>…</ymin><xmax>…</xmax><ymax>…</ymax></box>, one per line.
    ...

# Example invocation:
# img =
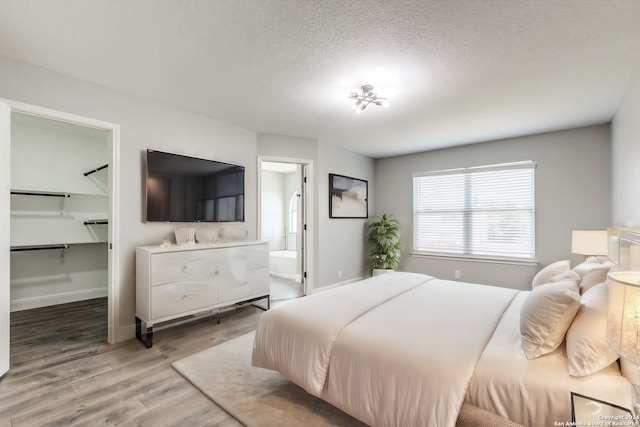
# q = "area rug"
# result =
<box><xmin>172</xmin><ymin>331</ymin><xmax>366</xmax><ymax>427</ymax></box>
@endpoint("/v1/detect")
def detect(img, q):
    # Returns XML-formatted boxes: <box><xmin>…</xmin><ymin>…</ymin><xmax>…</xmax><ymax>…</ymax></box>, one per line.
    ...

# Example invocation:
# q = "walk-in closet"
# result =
<box><xmin>9</xmin><ymin>112</ymin><xmax>109</xmax><ymax>328</ymax></box>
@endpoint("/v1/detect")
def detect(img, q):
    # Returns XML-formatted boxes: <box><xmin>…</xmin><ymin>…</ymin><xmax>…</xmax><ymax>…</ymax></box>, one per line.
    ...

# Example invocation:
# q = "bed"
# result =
<box><xmin>252</xmin><ymin>229</ymin><xmax>638</xmax><ymax>426</ymax></box>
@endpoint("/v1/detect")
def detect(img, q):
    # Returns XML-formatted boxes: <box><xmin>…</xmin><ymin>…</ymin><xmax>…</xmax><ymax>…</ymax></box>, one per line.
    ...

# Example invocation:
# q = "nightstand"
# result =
<box><xmin>571</xmin><ymin>392</ymin><xmax>634</xmax><ymax>424</ymax></box>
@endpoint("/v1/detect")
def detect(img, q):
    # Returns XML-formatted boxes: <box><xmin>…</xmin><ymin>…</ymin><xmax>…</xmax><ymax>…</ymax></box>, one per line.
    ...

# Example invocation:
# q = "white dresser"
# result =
<box><xmin>135</xmin><ymin>240</ymin><xmax>269</xmax><ymax>347</ymax></box>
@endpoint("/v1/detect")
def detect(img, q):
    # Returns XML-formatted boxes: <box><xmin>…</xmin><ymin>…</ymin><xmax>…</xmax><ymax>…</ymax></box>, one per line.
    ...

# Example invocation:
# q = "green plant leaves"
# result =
<box><xmin>366</xmin><ymin>213</ymin><xmax>403</xmax><ymax>272</ymax></box>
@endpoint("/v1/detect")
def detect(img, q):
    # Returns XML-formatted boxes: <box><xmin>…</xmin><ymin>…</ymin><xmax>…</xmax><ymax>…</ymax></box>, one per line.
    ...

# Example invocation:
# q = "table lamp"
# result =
<box><xmin>607</xmin><ymin>271</ymin><xmax>640</xmax><ymax>415</ymax></box>
<box><xmin>572</xmin><ymin>230</ymin><xmax>608</xmax><ymax>259</ymax></box>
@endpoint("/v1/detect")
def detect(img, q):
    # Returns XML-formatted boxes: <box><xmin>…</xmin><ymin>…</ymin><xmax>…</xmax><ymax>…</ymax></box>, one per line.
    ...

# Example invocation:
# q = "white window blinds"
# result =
<box><xmin>413</xmin><ymin>161</ymin><xmax>535</xmax><ymax>260</ymax></box>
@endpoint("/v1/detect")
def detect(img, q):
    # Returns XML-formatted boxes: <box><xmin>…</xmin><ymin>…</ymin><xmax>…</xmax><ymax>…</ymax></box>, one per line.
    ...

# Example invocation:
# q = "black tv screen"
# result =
<box><xmin>145</xmin><ymin>149</ymin><xmax>244</xmax><ymax>222</ymax></box>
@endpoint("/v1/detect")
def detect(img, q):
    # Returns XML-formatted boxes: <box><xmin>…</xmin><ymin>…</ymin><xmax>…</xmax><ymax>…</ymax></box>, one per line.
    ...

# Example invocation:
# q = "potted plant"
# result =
<box><xmin>367</xmin><ymin>213</ymin><xmax>403</xmax><ymax>275</ymax></box>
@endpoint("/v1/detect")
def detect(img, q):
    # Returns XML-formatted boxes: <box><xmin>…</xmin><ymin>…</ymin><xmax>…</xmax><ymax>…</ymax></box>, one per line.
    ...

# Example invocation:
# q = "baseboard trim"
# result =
<box><xmin>117</xmin><ymin>324</ymin><xmax>136</xmax><ymax>342</ymax></box>
<box><xmin>10</xmin><ymin>288</ymin><xmax>108</xmax><ymax>312</ymax></box>
<box><xmin>270</xmin><ymin>272</ymin><xmax>302</xmax><ymax>281</ymax></box>
<box><xmin>311</xmin><ymin>277</ymin><xmax>363</xmax><ymax>294</ymax></box>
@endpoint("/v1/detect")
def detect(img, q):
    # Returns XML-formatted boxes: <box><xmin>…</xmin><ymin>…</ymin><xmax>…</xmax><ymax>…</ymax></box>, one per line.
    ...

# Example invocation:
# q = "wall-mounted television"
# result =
<box><xmin>145</xmin><ymin>149</ymin><xmax>245</xmax><ymax>222</ymax></box>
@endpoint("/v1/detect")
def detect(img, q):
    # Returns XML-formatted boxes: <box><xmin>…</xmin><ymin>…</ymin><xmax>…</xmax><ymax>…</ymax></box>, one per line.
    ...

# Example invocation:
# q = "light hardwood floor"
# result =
<box><xmin>0</xmin><ymin>298</ymin><xmax>264</xmax><ymax>426</ymax></box>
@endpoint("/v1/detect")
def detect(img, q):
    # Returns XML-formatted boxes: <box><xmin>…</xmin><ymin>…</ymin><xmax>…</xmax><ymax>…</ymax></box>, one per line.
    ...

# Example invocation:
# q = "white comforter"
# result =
<box><xmin>252</xmin><ymin>272</ymin><xmax>631</xmax><ymax>426</ymax></box>
<box><xmin>252</xmin><ymin>272</ymin><xmax>518</xmax><ymax>426</ymax></box>
<box><xmin>466</xmin><ymin>291</ymin><xmax>632</xmax><ymax>426</ymax></box>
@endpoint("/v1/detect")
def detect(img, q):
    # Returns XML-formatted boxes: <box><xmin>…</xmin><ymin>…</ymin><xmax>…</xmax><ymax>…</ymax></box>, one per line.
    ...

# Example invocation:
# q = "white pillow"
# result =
<box><xmin>532</xmin><ymin>260</ymin><xmax>570</xmax><ymax>288</ymax></box>
<box><xmin>573</xmin><ymin>259</ymin><xmax>608</xmax><ymax>277</ymax></box>
<box><xmin>572</xmin><ymin>260</ymin><xmax>611</xmax><ymax>294</ymax></box>
<box><xmin>551</xmin><ymin>270</ymin><xmax>581</xmax><ymax>283</ymax></box>
<box><xmin>566</xmin><ymin>283</ymin><xmax>618</xmax><ymax>376</ymax></box>
<box><xmin>578</xmin><ymin>267</ymin><xmax>609</xmax><ymax>294</ymax></box>
<box><xmin>520</xmin><ymin>280</ymin><xmax>581</xmax><ymax>359</ymax></box>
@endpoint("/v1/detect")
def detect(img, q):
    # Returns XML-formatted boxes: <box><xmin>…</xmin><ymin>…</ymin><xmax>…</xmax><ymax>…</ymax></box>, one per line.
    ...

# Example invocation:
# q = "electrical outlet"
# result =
<box><xmin>454</xmin><ymin>270</ymin><xmax>461</xmax><ymax>279</ymax></box>
<box><xmin>338</xmin><ymin>270</ymin><xmax>342</xmax><ymax>279</ymax></box>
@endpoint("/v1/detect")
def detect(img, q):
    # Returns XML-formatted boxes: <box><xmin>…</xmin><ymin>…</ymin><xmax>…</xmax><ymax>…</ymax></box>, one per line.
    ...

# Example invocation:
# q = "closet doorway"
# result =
<box><xmin>1</xmin><ymin>99</ymin><xmax>120</xmax><ymax>366</ymax></box>
<box><xmin>259</xmin><ymin>157</ymin><xmax>313</xmax><ymax>300</ymax></box>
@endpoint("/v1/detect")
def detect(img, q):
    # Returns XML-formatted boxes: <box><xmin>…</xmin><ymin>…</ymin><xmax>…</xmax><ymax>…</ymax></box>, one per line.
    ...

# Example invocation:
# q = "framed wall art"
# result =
<box><xmin>329</xmin><ymin>173</ymin><xmax>368</xmax><ymax>218</ymax></box>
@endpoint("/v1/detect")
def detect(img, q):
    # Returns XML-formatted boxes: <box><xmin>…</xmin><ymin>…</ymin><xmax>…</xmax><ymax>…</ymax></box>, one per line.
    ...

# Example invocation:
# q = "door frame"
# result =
<box><xmin>1</xmin><ymin>100</ymin><xmax>10</xmax><ymax>376</ymax></box>
<box><xmin>258</xmin><ymin>156</ymin><xmax>314</xmax><ymax>294</ymax></box>
<box><xmin>2</xmin><ymin>98</ymin><xmax>121</xmax><ymax>344</ymax></box>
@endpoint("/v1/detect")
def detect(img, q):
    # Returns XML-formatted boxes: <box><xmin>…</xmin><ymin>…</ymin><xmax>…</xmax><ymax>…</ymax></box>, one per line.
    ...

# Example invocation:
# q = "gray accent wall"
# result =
<box><xmin>375</xmin><ymin>125</ymin><xmax>611</xmax><ymax>290</ymax></box>
<box><xmin>612</xmin><ymin>68</ymin><xmax>640</xmax><ymax>228</ymax></box>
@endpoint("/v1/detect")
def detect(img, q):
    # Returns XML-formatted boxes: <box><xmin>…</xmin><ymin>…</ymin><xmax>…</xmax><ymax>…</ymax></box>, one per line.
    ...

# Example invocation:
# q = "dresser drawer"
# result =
<box><xmin>151</xmin><ymin>279</ymin><xmax>219</xmax><ymax>319</ymax></box>
<box><xmin>150</xmin><ymin>250</ymin><xmax>216</xmax><ymax>286</ymax></box>
<box><xmin>223</xmin><ymin>245</ymin><xmax>268</xmax><ymax>271</ymax></box>
<box><xmin>219</xmin><ymin>267</ymin><xmax>269</xmax><ymax>303</ymax></box>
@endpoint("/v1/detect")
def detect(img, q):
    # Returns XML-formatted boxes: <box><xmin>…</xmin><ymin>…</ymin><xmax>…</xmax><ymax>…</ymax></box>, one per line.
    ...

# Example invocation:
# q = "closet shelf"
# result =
<box><xmin>11</xmin><ymin>189</ymin><xmax>107</xmax><ymax>198</ymax></box>
<box><xmin>84</xmin><ymin>219</ymin><xmax>108</xmax><ymax>225</ymax></box>
<box><xmin>83</xmin><ymin>163</ymin><xmax>108</xmax><ymax>176</ymax></box>
<box><xmin>10</xmin><ymin>244</ymin><xmax>69</xmax><ymax>252</ymax></box>
<box><xmin>10</xmin><ymin>190</ymin><xmax>70</xmax><ymax>198</ymax></box>
<box><xmin>10</xmin><ymin>242</ymin><xmax>107</xmax><ymax>252</ymax></box>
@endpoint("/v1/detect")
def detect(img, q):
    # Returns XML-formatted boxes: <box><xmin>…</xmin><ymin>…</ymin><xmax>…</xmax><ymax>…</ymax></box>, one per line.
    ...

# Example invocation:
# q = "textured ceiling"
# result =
<box><xmin>1</xmin><ymin>0</ymin><xmax>639</xmax><ymax>158</ymax></box>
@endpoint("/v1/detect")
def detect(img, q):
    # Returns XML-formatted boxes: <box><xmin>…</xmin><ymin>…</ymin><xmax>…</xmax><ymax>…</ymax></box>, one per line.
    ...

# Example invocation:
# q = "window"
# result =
<box><xmin>289</xmin><ymin>192</ymin><xmax>298</xmax><ymax>233</ymax></box>
<box><xmin>413</xmin><ymin>161</ymin><xmax>535</xmax><ymax>261</ymax></box>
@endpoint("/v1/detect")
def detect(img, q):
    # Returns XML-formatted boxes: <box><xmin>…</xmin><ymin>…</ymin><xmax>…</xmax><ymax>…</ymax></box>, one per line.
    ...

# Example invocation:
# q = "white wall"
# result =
<box><xmin>284</xmin><ymin>168</ymin><xmax>301</xmax><ymax>251</ymax></box>
<box><xmin>375</xmin><ymin>125</ymin><xmax>611</xmax><ymax>290</ymax></box>
<box><xmin>0</xmin><ymin>55</ymin><xmax>258</xmax><ymax>341</ymax></box>
<box><xmin>10</xmin><ymin>115</ymin><xmax>109</xmax><ymax>310</ymax></box>
<box><xmin>261</xmin><ymin>169</ymin><xmax>285</xmax><ymax>250</ymax></box>
<box><xmin>260</xmin><ymin>168</ymin><xmax>300</xmax><ymax>250</ymax></box>
<box><xmin>318</xmin><ymin>142</ymin><xmax>375</xmax><ymax>287</ymax></box>
<box><xmin>612</xmin><ymin>69</ymin><xmax>640</xmax><ymax>227</ymax></box>
<box><xmin>257</xmin><ymin>133</ymin><xmax>375</xmax><ymax>289</ymax></box>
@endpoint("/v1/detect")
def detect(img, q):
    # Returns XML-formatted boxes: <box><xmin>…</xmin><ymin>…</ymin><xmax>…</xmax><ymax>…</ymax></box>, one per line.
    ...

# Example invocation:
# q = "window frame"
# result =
<box><xmin>411</xmin><ymin>161</ymin><xmax>537</xmax><ymax>266</ymax></box>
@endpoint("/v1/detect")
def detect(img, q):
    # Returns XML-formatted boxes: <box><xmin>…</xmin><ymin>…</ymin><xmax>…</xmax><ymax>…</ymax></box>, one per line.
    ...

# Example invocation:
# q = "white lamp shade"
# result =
<box><xmin>572</xmin><ymin>230</ymin><xmax>608</xmax><ymax>256</ymax></box>
<box><xmin>607</xmin><ymin>271</ymin><xmax>640</xmax><ymax>365</ymax></box>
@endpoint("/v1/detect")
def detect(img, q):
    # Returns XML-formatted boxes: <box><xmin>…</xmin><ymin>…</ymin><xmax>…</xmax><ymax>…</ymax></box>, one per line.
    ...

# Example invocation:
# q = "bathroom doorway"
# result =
<box><xmin>259</xmin><ymin>159</ymin><xmax>310</xmax><ymax>300</ymax></box>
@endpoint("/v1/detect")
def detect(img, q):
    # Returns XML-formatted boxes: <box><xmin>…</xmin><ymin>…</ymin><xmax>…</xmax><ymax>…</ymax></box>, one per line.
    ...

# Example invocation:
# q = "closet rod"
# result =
<box><xmin>83</xmin><ymin>163</ymin><xmax>108</xmax><ymax>176</ymax></box>
<box><xmin>84</xmin><ymin>220</ymin><xmax>108</xmax><ymax>225</ymax></box>
<box><xmin>10</xmin><ymin>190</ymin><xmax>70</xmax><ymax>198</ymax></box>
<box><xmin>10</xmin><ymin>244</ymin><xmax>70</xmax><ymax>252</ymax></box>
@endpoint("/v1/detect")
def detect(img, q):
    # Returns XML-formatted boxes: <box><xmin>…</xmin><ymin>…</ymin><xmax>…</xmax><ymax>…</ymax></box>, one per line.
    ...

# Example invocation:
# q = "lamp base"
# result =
<box><xmin>621</xmin><ymin>358</ymin><xmax>640</xmax><ymax>416</ymax></box>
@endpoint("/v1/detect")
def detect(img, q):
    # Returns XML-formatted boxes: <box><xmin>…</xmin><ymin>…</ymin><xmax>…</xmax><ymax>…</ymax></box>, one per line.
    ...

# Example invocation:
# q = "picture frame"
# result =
<box><xmin>329</xmin><ymin>173</ymin><xmax>368</xmax><ymax>218</ymax></box>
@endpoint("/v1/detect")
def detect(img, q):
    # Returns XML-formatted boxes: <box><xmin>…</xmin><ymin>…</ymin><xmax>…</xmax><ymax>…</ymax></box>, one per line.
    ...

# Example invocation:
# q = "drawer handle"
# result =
<box><xmin>183</xmin><ymin>284</ymin><xmax>202</xmax><ymax>298</ymax></box>
<box><xmin>182</xmin><ymin>265</ymin><xmax>187</xmax><ymax>272</ymax></box>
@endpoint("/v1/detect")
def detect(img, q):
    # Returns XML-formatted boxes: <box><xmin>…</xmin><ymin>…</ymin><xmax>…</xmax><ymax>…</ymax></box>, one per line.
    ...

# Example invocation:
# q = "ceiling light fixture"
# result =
<box><xmin>348</xmin><ymin>85</ymin><xmax>389</xmax><ymax>114</ymax></box>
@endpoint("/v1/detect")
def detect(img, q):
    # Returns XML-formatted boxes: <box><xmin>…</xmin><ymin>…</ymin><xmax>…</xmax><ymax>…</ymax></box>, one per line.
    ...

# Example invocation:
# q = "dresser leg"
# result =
<box><xmin>135</xmin><ymin>316</ymin><xmax>153</xmax><ymax>348</ymax></box>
